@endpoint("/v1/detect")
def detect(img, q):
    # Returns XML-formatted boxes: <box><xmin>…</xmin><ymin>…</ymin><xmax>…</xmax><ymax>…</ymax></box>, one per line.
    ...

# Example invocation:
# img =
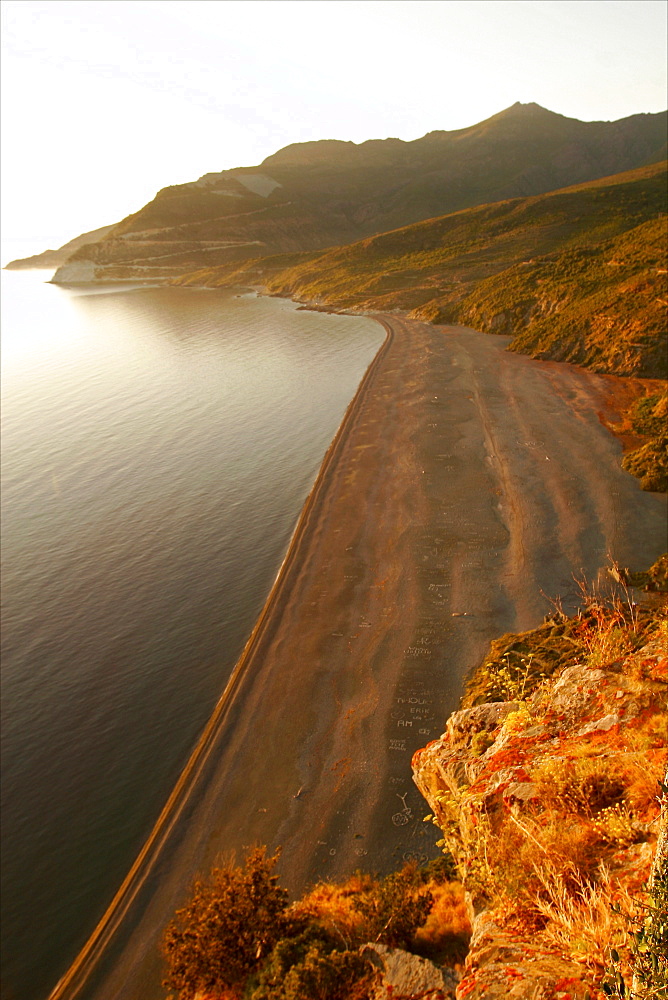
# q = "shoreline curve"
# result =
<box><xmin>48</xmin><ymin>314</ymin><xmax>667</xmax><ymax>1000</ymax></box>
<box><xmin>46</xmin><ymin>317</ymin><xmax>394</xmax><ymax>1000</ymax></box>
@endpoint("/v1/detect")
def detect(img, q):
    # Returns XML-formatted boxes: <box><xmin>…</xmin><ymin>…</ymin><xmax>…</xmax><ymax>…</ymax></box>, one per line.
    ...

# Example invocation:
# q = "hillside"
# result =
<box><xmin>434</xmin><ymin>215</ymin><xmax>667</xmax><ymax>374</ymax></box>
<box><xmin>31</xmin><ymin>103</ymin><xmax>666</xmax><ymax>284</ymax></box>
<box><xmin>176</xmin><ymin>162</ymin><xmax>668</xmax><ymax>378</ymax></box>
<box><xmin>2</xmin><ymin>224</ymin><xmax>115</xmax><ymax>270</ymax></box>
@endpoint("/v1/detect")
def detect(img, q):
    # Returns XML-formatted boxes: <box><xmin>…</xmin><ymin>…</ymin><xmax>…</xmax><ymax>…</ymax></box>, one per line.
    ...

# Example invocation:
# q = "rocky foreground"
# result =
<box><xmin>413</xmin><ymin>584</ymin><xmax>667</xmax><ymax>999</ymax></box>
<box><xmin>157</xmin><ymin>587</ymin><xmax>668</xmax><ymax>1000</ymax></box>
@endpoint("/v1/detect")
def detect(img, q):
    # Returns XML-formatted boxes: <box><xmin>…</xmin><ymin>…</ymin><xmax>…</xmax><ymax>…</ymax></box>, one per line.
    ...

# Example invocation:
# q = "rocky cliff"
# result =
<box><xmin>412</xmin><ymin>585</ymin><xmax>667</xmax><ymax>999</ymax></box>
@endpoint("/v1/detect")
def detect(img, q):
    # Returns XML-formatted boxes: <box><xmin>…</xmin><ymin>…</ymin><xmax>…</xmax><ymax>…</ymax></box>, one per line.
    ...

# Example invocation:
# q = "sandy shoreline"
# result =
<box><xmin>47</xmin><ymin>317</ymin><xmax>397</xmax><ymax>1000</ymax></box>
<box><xmin>50</xmin><ymin>315</ymin><xmax>667</xmax><ymax>1000</ymax></box>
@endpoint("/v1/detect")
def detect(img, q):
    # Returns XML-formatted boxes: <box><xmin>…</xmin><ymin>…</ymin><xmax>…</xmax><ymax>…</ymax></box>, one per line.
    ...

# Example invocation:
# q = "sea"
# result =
<box><xmin>0</xmin><ymin>264</ymin><xmax>383</xmax><ymax>1000</ymax></box>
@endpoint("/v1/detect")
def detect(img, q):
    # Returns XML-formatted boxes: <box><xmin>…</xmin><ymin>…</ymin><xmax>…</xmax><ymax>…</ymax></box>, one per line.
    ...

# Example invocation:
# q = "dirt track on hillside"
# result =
<box><xmin>51</xmin><ymin>316</ymin><xmax>666</xmax><ymax>1000</ymax></box>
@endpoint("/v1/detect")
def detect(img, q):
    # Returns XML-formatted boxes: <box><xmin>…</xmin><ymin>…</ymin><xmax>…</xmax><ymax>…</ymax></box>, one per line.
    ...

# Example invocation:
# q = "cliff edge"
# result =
<box><xmin>413</xmin><ymin>572</ymin><xmax>667</xmax><ymax>999</ymax></box>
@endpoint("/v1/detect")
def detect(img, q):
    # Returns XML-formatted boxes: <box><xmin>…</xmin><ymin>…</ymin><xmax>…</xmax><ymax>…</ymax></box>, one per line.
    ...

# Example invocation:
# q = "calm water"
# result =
<box><xmin>0</xmin><ymin>270</ymin><xmax>383</xmax><ymax>1000</ymax></box>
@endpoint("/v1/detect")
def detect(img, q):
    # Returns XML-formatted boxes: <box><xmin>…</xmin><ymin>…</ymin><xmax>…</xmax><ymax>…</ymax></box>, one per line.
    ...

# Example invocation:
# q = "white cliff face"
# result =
<box><xmin>191</xmin><ymin>171</ymin><xmax>282</xmax><ymax>198</ymax></box>
<box><xmin>230</xmin><ymin>173</ymin><xmax>282</xmax><ymax>197</ymax></box>
<box><xmin>51</xmin><ymin>260</ymin><xmax>98</xmax><ymax>284</ymax></box>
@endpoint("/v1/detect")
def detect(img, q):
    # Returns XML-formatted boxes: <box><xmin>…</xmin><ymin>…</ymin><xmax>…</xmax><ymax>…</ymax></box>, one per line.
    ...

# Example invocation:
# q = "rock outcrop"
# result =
<box><xmin>412</xmin><ymin>606</ymin><xmax>667</xmax><ymax>999</ymax></box>
<box><xmin>362</xmin><ymin>943</ymin><xmax>458</xmax><ymax>999</ymax></box>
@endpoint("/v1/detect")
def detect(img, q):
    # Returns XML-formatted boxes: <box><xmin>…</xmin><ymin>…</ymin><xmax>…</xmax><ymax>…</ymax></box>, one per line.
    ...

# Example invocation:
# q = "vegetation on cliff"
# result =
<box><xmin>413</xmin><ymin>563</ymin><xmax>668</xmax><ymax>999</ymax></box>
<box><xmin>437</xmin><ymin>215</ymin><xmax>668</xmax><ymax>379</ymax></box>
<box><xmin>620</xmin><ymin>393</ymin><xmax>668</xmax><ymax>492</ymax></box>
<box><xmin>174</xmin><ymin>162</ymin><xmax>667</xmax><ymax>379</ymax></box>
<box><xmin>162</xmin><ymin>852</ymin><xmax>468</xmax><ymax>999</ymax></box>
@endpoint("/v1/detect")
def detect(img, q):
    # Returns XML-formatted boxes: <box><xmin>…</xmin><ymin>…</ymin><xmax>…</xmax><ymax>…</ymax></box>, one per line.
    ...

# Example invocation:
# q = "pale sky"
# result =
<box><xmin>2</xmin><ymin>0</ymin><xmax>666</xmax><ymax>257</ymax></box>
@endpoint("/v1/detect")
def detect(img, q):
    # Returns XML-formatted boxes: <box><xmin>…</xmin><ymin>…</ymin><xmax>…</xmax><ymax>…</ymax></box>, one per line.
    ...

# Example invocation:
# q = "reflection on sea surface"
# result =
<box><xmin>0</xmin><ymin>271</ymin><xmax>382</xmax><ymax>1000</ymax></box>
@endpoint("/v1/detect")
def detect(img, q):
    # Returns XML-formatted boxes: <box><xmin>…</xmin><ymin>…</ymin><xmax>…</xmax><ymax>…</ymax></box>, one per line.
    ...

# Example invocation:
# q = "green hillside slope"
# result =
<box><xmin>457</xmin><ymin>216</ymin><xmax>667</xmax><ymax>376</ymax></box>
<box><xmin>189</xmin><ymin>162</ymin><xmax>666</xmax><ymax>378</ymax></box>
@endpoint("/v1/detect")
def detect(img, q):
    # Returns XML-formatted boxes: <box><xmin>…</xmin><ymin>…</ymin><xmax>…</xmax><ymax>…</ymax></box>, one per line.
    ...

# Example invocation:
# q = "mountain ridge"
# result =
<box><xmin>7</xmin><ymin>102</ymin><xmax>661</xmax><ymax>284</ymax></box>
<box><xmin>3</xmin><ymin>224</ymin><xmax>115</xmax><ymax>271</ymax></box>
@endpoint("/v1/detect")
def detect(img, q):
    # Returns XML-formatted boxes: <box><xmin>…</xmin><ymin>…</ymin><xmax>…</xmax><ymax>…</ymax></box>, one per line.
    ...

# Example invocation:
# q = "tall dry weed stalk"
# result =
<box><xmin>532</xmin><ymin>861</ymin><xmax>637</xmax><ymax>972</ymax></box>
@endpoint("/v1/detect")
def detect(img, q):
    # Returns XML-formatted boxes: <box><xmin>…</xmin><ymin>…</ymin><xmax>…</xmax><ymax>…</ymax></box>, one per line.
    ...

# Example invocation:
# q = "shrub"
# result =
<box><xmin>420</xmin><ymin>852</ymin><xmax>459</xmax><ymax>884</ymax></box>
<box><xmin>464</xmin><ymin>625</ymin><xmax>580</xmax><ymax>706</ymax></box>
<box><xmin>413</xmin><ymin>880</ymin><xmax>472</xmax><ymax>965</ymax></box>
<box><xmin>532</xmin><ymin>757</ymin><xmax>627</xmax><ymax>817</ymax></box>
<box><xmin>352</xmin><ymin>862</ymin><xmax>434</xmax><ymax>948</ymax></box>
<box><xmin>290</xmin><ymin>873</ymin><xmax>374</xmax><ymax>948</ymax></box>
<box><xmin>629</xmin><ymin>392</ymin><xmax>668</xmax><ymax>438</ymax></box>
<box><xmin>622</xmin><ymin>395</ymin><xmax>668</xmax><ymax>492</ymax></box>
<box><xmin>162</xmin><ymin>848</ymin><xmax>290</xmax><ymax>999</ymax></box>
<box><xmin>162</xmin><ymin>854</ymin><xmax>454</xmax><ymax>999</ymax></box>
<box><xmin>628</xmin><ymin>553</ymin><xmax>668</xmax><ymax>592</ymax></box>
<box><xmin>248</xmin><ymin>926</ymin><xmax>375</xmax><ymax>1000</ymax></box>
<box><xmin>622</xmin><ymin>434</ymin><xmax>668</xmax><ymax>493</ymax></box>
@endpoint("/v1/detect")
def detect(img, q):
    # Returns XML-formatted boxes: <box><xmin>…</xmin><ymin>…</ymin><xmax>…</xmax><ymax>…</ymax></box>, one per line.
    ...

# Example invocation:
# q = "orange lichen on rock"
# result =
<box><xmin>413</xmin><ymin>602</ymin><xmax>667</xmax><ymax>999</ymax></box>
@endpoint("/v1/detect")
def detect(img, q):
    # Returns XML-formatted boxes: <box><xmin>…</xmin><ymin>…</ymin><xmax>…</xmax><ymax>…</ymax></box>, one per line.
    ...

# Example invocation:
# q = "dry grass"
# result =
<box><xmin>487</xmin><ymin>811</ymin><xmax>604</xmax><ymax>899</ymax></box>
<box><xmin>413</xmin><ymin>881</ymin><xmax>471</xmax><ymax>965</ymax></box>
<box><xmin>623</xmin><ymin>753</ymin><xmax>668</xmax><ymax>819</ymax></box>
<box><xmin>576</xmin><ymin>602</ymin><xmax>640</xmax><ymax>669</ymax></box>
<box><xmin>290</xmin><ymin>873</ymin><xmax>374</xmax><ymax>948</ymax></box>
<box><xmin>531</xmin><ymin>861</ymin><xmax>640</xmax><ymax>975</ymax></box>
<box><xmin>457</xmin><ymin>802</ymin><xmax>655</xmax><ymax>988</ymax></box>
<box><xmin>624</xmin><ymin>714</ymin><xmax>668</xmax><ymax>753</ymax></box>
<box><xmin>464</xmin><ymin>748</ymin><xmax>662</xmax><ymax>902</ymax></box>
<box><xmin>573</xmin><ymin>577</ymin><xmax>667</xmax><ymax>664</ymax></box>
<box><xmin>530</xmin><ymin>754</ymin><xmax>664</xmax><ymax>819</ymax></box>
<box><xmin>290</xmin><ymin>868</ymin><xmax>472</xmax><ymax>963</ymax></box>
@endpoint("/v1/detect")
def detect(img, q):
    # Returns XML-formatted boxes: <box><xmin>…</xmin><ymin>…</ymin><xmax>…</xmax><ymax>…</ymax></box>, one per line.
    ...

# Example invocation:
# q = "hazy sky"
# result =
<box><xmin>2</xmin><ymin>0</ymin><xmax>666</xmax><ymax>255</ymax></box>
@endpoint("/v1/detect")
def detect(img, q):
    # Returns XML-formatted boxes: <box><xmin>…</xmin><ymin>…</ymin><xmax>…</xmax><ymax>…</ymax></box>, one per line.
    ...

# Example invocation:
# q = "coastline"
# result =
<box><xmin>49</xmin><ymin>315</ymin><xmax>667</xmax><ymax>1000</ymax></box>
<box><xmin>47</xmin><ymin>316</ymin><xmax>395</xmax><ymax>1000</ymax></box>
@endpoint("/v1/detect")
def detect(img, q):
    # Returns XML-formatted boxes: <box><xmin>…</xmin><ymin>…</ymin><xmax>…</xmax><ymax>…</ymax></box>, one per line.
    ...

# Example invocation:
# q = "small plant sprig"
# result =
<box><xmin>600</xmin><ymin>777</ymin><xmax>668</xmax><ymax>998</ymax></box>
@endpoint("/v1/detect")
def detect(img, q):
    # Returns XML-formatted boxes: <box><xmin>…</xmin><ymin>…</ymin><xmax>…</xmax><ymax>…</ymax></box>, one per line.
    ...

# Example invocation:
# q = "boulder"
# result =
<box><xmin>361</xmin><ymin>942</ymin><xmax>458</xmax><ymax>999</ymax></box>
<box><xmin>446</xmin><ymin>703</ymin><xmax>520</xmax><ymax>745</ymax></box>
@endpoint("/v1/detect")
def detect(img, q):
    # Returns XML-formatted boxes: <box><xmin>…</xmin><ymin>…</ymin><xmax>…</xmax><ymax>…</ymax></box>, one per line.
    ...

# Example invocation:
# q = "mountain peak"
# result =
<box><xmin>36</xmin><ymin>104</ymin><xmax>666</xmax><ymax>287</ymax></box>
<box><xmin>510</xmin><ymin>101</ymin><xmax>545</xmax><ymax>111</ymax></box>
<box><xmin>495</xmin><ymin>101</ymin><xmax>564</xmax><ymax>119</ymax></box>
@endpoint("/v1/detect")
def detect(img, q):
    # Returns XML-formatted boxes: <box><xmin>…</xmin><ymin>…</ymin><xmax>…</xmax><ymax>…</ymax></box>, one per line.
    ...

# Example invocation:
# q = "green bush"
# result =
<box><xmin>621</xmin><ymin>393</ymin><xmax>668</xmax><ymax>492</ymax></box>
<box><xmin>248</xmin><ymin>926</ymin><xmax>374</xmax><ymax>1000</ymax></box>
<box><xmin>629</xmin><ymin>393</ymin><xmax>668</xmax><ymax>438</ymax></box>
<box><xmin>622</xmin><ymin>431</ymin><xmax>668</xmax><ymax>492</ymax></box>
